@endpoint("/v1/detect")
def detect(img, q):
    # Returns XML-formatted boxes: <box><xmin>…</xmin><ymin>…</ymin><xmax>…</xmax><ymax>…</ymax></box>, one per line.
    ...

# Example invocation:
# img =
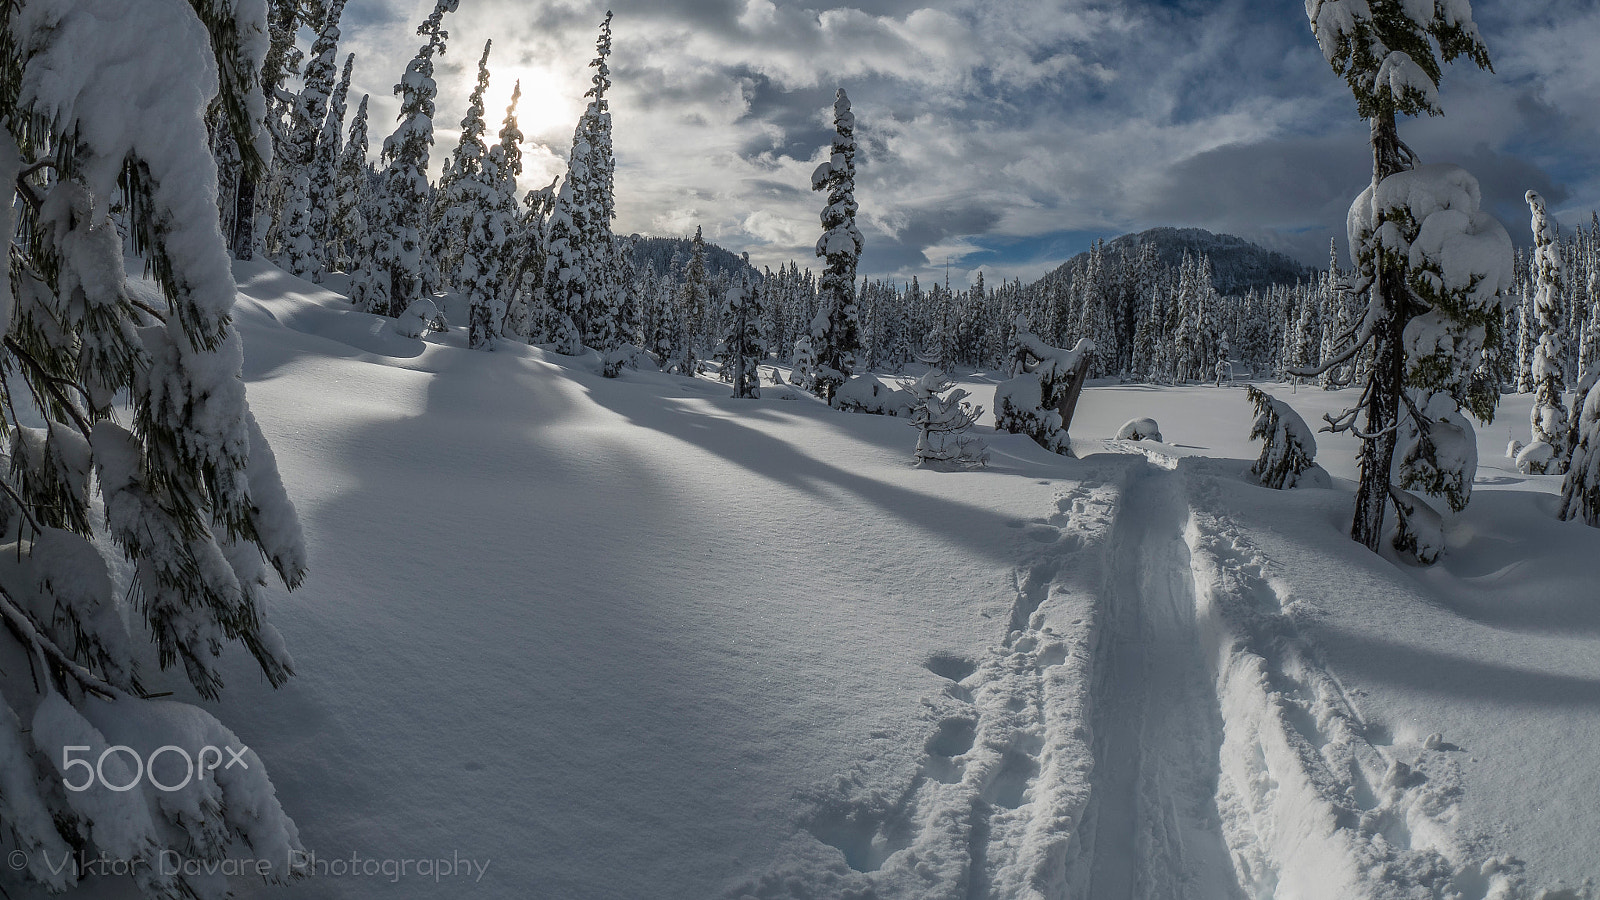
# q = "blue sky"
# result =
<box><xmin>335</xmin><ymin>0</ymin><xmax>1600</xmax><ymax>285</ymax></box>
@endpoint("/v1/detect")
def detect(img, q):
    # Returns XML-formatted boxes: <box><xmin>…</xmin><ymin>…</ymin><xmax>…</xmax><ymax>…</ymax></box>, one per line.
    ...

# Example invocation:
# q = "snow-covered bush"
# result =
<box><xmin>1515</xmin><ymin>441</ymin><xmax>1554</xmax><ymax>476</ymax></box>
<box><xmin>1390</xmin><ymin>487</ymin><xmax>1446</xmax><ymax>565</ymax></box>
<box><xmin>994</xmin><ymin>317</ymin><xmax>1093</xmax><ymax>456</ymax></box>
<box><xmin>791</xmin><ymin>335</ymin><xmax>817</xmax><ymax>391</ymax></box>
<box><xmin>1116</xmin><ymin>417</ymin><xmax>1163</xmax><ymax>442</ymax></box>
<box><xmin>0</xmin><ymin>0</ymin><xmax>308</xmax><ymax>894</ymax></box>
<box><xmin>603</xmin><ymin>343</ymin><xmax>658</xmax><ymax>378</ymax></box>
<box><xmin>392</xmin><ymin>298</ymin><xmax>448</xmax><ymax>338</ymax></box>
<box><xmin>1560</xmin><ymin>377</ymin><xmax>1600</xmax><ymax>526</ymax></box>
<box><xmin>1247</xmin><ymin>387</ymin><xmax>1318</xmax><ymax>489</ymax></box>
<box><xmin>1506</xmin><ymin>438</ymin><xmax>1523</xmax><ymax>459</ymax></box>
<box><xmin>907</xmin><ymin>372</ymin><xmax>988</xmax><ymax>468</ymax></box>
<box><xmin>834</xmin><ymin>374</ymin><xmax>917</xmax><ymax>417</ymax></box>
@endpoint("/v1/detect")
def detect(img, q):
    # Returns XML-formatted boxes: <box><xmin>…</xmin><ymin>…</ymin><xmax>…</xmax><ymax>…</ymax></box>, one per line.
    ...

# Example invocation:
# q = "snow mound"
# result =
<box><xmin>1115</xmin><ymin>417</ymin><xmax>1162</xmax><ymax>442</ymax></box>
<box><xmin>832</xmin><ymin>373</ymin><xmax>916</xmax><ymax>417</ymax></box>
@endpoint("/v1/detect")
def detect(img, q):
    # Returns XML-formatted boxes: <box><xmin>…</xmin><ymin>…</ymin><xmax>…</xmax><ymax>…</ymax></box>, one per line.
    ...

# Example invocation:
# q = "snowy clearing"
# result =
<box><xmin>51</xmin><ymin>264</ymin><xmax>1598</xmax><ymax>900</ymax></box>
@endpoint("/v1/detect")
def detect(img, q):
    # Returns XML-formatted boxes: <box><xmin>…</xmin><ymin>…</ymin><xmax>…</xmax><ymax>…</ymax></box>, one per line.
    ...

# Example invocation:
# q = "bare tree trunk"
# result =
<box><xmin>230</xmin><ymin>172</ymin><xmax>256</xmax><ymax>261</ymax></box>
<box><xmin>1351</xmin><ymin>111</ymin><xmax>1413</xmax><ymax>552</ymax></box>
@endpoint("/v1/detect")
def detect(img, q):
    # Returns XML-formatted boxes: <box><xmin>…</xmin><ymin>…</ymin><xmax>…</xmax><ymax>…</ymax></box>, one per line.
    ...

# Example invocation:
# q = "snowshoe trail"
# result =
<box><xmin>729</xmin><ymin>471</ymin><xmax>1126</xmax><ymax>900</ymax></box>
<box><xmin>1182</xmin><ymin>468</ymin><xmax>1526</xmax><ymax>899</ymax></box>
<box><xmin>1078</xmin><ymin>464</ymin><xmax>1241</xmax><ymax>900</ymax></box>
<box><xmin>731</xmin><ymin>458</ymin><xmax>1532</xmax><ymax>900</ymax></box>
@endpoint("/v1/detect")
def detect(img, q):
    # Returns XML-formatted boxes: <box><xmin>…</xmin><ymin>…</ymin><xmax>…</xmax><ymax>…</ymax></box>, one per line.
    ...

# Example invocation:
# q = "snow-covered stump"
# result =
<box><xmin>994</xmin><ymin>317</ymin><xmax>1093</xmax><ymax>456</ymax></box>
<box><xmin>905</xmin><ymin>371</ymin><xmax>988</xmax><ymax>468</ymax></box>
<box><xmin>1246</xmin><ymin>386</ymin><xmax>1319</xmax><ymax>489</ymax></box>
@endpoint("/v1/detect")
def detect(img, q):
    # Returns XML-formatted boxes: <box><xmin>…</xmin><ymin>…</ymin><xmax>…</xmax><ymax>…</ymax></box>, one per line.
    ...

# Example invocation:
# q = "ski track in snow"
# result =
<box><xmin>1182</xmin><ymin>468</ymin><xmax>1526</xmax><ymax>900</ymax></box>
<box><xmin>733</xmin><ymin>455</ymin><xmax>1536</xmax><ymax>900</ymax></box>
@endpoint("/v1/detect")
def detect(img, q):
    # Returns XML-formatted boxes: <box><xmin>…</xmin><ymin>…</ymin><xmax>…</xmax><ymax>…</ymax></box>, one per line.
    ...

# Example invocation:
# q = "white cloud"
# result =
<box><xmin>328</xmin><ymin>0</ymin><xmax>1592</xmax><ymax>282</ymax></box>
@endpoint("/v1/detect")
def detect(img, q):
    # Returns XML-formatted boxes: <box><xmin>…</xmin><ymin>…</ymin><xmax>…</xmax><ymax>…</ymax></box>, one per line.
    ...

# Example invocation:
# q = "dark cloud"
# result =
<box><xmin>335</xmin><ymin>0</ymin><xmax>1600</xmax><ymax>282</ymax></box>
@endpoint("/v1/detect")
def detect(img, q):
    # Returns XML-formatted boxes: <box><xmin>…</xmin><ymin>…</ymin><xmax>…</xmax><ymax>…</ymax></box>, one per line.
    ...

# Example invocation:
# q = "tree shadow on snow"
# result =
<box><xmin>1313</xmin><ymin>624</ymin><xmax>1600</xmax><ymax>710</ymax></box>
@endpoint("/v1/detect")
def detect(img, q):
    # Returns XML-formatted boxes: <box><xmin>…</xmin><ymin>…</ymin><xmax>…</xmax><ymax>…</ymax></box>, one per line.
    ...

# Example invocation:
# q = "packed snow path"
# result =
<box><xmin>1083</xmin><ymin>464</ymin><xmax>1238</xmax><ymax>900</ymax></box>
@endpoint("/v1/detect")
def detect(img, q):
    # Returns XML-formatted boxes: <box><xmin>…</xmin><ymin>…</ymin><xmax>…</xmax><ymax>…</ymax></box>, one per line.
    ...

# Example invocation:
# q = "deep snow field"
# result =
<box><xmin>62</xmin><ymin>262</ymin><xmax>1600</xmax><ymax>900</ymax></box>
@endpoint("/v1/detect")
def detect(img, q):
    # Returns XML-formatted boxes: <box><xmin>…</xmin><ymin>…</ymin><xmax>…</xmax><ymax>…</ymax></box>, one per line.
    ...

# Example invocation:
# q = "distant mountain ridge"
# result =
<box><xmin>626</xmin><ymin>234</ymin><xmax>760</xmax><ymax>284</ymax></box>
<box><xmin>1034</xmin><ymin>227</ymin><xmax>1316</xmax><ymax>296</ymax></box>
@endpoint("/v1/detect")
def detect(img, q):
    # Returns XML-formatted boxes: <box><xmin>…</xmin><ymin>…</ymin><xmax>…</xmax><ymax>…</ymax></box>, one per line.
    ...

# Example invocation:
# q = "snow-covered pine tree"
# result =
<box><xmin>1247</xmin><ymin>387</ymin><xmax>1319</xmax><ymax>489</ymax></box>
<box><xmin>333</xmin><ymin>93</ymin><xmax>371</xmax><ymax>275</ymax></box>
<box><xmin>809</xmin><ymin>88</ymin><xmax>864</xmax><ymax>403</ymax></box>
<box><xmin>723</xmin><ymin>263</ymin><xmax>763</xmax><ymax>398</ymax></box>
<box><xmin>543</xmin><ymin>141</ymin><xmax>590</xmax><ymax>355</ymax></box>
<box><xmin>264</xmin><ymin>0</ymin><xmax>343</xmax><ymax>263</ymax></box>
<box><xmin>908</xmin><ymin>371</ymin><xmax>988</xmax><ymax>468</ymax></box>
<box><xmin>673</xmin><ymin>226</ymin><xmax>711</xmax><ymax>368</ymax></box>
<box><xmin>1525</xmin><ymin>190</ymin><xmax>1570</xmax><ymax>473</ymax></box>
<box><xmin>370</xmin><ymin>0</ymin><xmax>459</xmax><ymax>316</ymax></box>
<box><xmin>517</xmin><ymin>176</ymin><xmax>561</xmax><ymax>342</ymax></box>
<box><xmin>434</xmin><ymin>41</ymin><xmax>505</xmax><ymax>350</ymax></box>
<box><xmin>1560</xmin><ymin>376</ymin><xmax>1600</xmax><ymax>526</ymax></box>
<box><xmin>792</xmin><ymin>335</ymin><xmax>817</xmax><ymax>390</ymax></box>
<box><xmin>1319</xmin><ymin>239</ymin><xmax>1351</xmax><ymax>388</ymax></box>
<box><xmin>994</xmin><ymin>317</ymin><xmax>1094</xmax><ymax>455</ymax></box>
<box><xmin>1</xmin><ymin>1</ymin><xmax>310</xmax><ymax>895</ymax></box>
<box><xmin>308</xmin><ymin>53</ymin><xmax>354</xmax><ymax>277</ymax></box>
<box><xmin>1195</xmin><ymin>256</ymin><xmax>1221</xmax><ymax>375</ymax></box>
<box><xmin>222</xmin><ymin>0</ymin><xmax>299</xmax><ymax>261</ymax></box>
<box><xmin>1514</xmin><ymin>290</ymin><xmax>1533</xmax><ymax>393</ymax></box>
<box><xmin>279</xmin><ymin>173</ymin><xmax>318</xmax><ymax>278</ymax></box>
<box><xmin>489</xmin><ymin>81</ymin><xmax>531</xmax><ymax>338</ymax></box>
<box><xmin>574</xmin><ymin>12</ymin><xmax>625</xmax><ymax>350</ymax></box>
<box><xmin>287</xmin><ymin>0</ymin><xmax>345</xmax><ymax>174</ymax></box>
<box><xmin>1301</xmin><ymin>0</ymin><xmax>1498</xmax><ymax>557</ymax></box>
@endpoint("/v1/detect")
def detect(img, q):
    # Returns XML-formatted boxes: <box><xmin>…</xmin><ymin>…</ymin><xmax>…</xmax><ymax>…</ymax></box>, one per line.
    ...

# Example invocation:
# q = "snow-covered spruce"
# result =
<box><xmin>2</xmin><ymin>1</ymin><xmax>307</xmax><ymax>896</ymax></box>
<box><xmin>490</xmin><ymin>81</ymin><xmax>532</xmax><ymax>339</ymax></box>
<box><xmin>1560</xmin><ymin>377</ymin><xmax>1600</xmax><ymax>526</ymax></box>
<box><xmin>433</xmin><ymin>40</ymin><xmax>511</xmax><ymax>350</ymax></box>
<box><xmin>542</xmin><ymin>141</ymin><xmax>590</xmax><ymax>356</ymax></box>
<box><xmin>1525</xmin><ymin>190</ymin><xmax>1570</xmax><ymax>473</ymax></box>
<box><xmin>1382</xmin><ymin>165</ymin><xmax>1510</xmax><ymax>544</ymax></box>
<box><xmin>994</xmin><ymin>316</ymin><xmax>1092</xmax><ymax>455</ymax></box>
<box><xmin>808</xmin><ymin>88</ymin><xmax>864</xmax><ymax>404</ymax></box>
<box><xmin>1301</xmin><ymin>0</ymin><xmax>1498</xmax><ymax>559</ymax></box>
<box><xmin>333</xmin><ymin>92</ymin><xmax>371</xmax><ymax>276</ymax></box>
<box><xmin>573</xmin><ymin>12</ymin><xmax>628</xmax><ymax>352</ymax></box>
<box><xmin>308</xmin><ymin>52</ymin><xmax>355</xmax><ymax>277</ymax></box>
<box><xmin>369</xmin><ymin>0</ymin><xmax>459</xmax><ymax>316</ymax></box>
<box><xmin>1246</xmin><ymin>386</ymin><xmax>1320</xmax><ymax>489</ymax></box>
<box><xmin>719</xmin><ymin>264</ymin><xmax>763</xmax><ymax>397</ymax></box>
<box><xmin>906</xmin><ymin>371</ymin><xmax>988</xmax><ymax>468</ymax></box>
<box><xmin>790</xmin><ymin>335</ymin><xmax>817</xmax><ymax>391</ymax></box>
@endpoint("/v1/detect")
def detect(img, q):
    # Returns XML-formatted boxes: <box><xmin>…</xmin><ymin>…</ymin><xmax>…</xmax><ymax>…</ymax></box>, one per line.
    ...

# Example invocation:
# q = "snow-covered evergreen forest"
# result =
<box><xmin>4</xmin><ymin>0</ymin><xmax>1600</xmax><ymax>898</ymax></box>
